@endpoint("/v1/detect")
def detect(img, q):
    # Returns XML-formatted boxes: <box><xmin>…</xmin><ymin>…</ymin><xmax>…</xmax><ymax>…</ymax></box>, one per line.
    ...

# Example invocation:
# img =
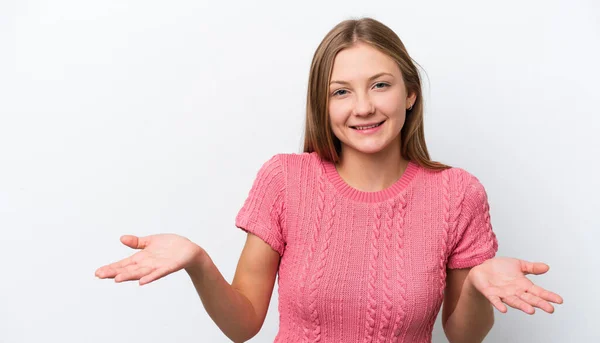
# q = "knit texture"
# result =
<box><xmin>235</xmin><ymin>152</ymin><xmax>498</xmax><ymax>343</ymax></box>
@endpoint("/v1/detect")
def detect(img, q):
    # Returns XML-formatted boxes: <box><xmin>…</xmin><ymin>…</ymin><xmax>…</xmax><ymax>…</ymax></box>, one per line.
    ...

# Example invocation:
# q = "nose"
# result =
<box><xmin>353</xmin><ymin>93</ymin><xmax>375</xmax><ymax>117</ymax></box>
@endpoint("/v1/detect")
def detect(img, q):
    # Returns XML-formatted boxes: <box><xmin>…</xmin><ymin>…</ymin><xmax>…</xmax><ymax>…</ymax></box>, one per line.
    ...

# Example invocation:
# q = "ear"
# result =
<box><xmin>407</xmin><ymin>92</ymin><xmax>417</xmax><ymax>108</ymax></box>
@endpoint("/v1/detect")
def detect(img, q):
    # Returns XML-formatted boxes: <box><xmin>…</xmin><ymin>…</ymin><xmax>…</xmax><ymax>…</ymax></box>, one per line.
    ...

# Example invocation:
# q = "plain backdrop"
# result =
<box><xmin>1</xmin><ymin>0</ymin><xmax>598</xmax><ymax>342</ymax></box>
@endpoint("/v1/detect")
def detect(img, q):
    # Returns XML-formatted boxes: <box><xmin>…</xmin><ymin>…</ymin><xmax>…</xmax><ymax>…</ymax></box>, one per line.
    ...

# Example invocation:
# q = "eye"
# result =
<box><xmin>332</xmin><ymin>89</ymin><xmax>348</xmax><ymax>97</ymax></box>
<box><xmin>373</xmin><ymin>82</ymin><xmax>390</xmax><ymax>89</ymax></box>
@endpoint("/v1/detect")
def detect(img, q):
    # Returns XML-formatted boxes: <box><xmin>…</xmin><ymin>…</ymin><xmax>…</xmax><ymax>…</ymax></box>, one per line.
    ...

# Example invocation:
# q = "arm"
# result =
<box><xmin>442</xmin><ymin>268</ymin><xmax>494</xmax><ymax>343</ymax></box>
<box><xmin>186</xmin><ymin>233</ymin><xmax>280</xmax><ymax>343</ymax></box>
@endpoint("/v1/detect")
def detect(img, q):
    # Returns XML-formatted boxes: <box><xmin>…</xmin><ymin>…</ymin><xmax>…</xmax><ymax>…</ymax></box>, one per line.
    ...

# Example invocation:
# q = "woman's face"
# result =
<box><xmin>328</xmin><ymin>42</ymin><xmax>415</xmax><ymax>157</ymax></box>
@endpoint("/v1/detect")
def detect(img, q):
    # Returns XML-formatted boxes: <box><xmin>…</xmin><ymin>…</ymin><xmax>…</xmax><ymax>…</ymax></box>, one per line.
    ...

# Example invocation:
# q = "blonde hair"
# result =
<box><xmin>302</xmin><ymin>17</ymin><xmax>450</xmax><ymax>171</ymax></box>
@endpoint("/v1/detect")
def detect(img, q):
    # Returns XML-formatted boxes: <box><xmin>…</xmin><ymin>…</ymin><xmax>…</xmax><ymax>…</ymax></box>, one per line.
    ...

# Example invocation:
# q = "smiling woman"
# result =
<box><xmin>96</xmin><ymin>16</ymin><xmax>563</xmax><ymax>343</ymax></box>
<box><xmin>328</xmin><ymin>43</ymin><xmax>413</xmax><ymax>168</ymax></box>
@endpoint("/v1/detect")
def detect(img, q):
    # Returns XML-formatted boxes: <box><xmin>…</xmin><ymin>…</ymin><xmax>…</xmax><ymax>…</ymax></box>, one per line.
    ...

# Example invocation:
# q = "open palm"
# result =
<box><xmin>95</xmin><ymin>234</ymin><xmax>203</xmax><ymax>285</ymax></box>
<box><xmin>468</xmin><ymin>257</ymin><xmax>563</xmax><ymax>314</ymax></box>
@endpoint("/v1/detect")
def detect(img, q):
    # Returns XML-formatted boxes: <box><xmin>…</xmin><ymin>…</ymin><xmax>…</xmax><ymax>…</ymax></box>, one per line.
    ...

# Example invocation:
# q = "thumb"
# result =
<box><xmin>120</xmin><ymin>235</ymin><xmax>149</xmax><ymax>249</ymax></box>
<box><xmin>520</xmin><ymin>260</ymin><xmax>549</xmax><ymax>275</ymax></box>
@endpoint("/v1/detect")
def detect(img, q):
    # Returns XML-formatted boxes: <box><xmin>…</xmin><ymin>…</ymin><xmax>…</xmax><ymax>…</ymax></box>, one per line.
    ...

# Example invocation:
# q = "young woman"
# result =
<box><xmin>95</xmin><ymin>17</ymin><xmax>563</xmax><ymax>343</ymax></box>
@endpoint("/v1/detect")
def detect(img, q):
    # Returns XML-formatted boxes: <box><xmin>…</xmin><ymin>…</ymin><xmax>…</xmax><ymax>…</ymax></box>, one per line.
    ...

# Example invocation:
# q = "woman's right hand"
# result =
<box><xmin>95</xmin><ymin>234</ymin><xmax>205</xmax><ymax>285</ymax></box>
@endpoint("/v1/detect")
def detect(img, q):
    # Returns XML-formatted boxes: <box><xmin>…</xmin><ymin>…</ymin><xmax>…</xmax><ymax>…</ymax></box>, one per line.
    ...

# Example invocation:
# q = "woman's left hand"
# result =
<box><xmin>467</xmin><ymin>257</ymin><xmax>564</xmax><ymax>314</ymax></box>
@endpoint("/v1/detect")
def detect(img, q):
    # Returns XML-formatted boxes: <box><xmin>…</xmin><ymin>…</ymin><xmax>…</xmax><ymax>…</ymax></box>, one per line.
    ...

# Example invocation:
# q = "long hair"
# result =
<box><xmin>302</xmin><ymin>17</ymin><xmax>450</xmax><ymax>171</ymax></box>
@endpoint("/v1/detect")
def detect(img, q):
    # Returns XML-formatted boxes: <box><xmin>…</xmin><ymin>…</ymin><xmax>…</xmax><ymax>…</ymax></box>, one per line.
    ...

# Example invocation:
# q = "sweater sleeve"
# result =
<box><xmin>235</xmin><ymin>154</ymin><xmax>286</xmax><ymax>256</ymax></box>
<box><xmin>447</xmin><ymin>173</ymin><xmax>499</xmax><ymax>269</ymax></box>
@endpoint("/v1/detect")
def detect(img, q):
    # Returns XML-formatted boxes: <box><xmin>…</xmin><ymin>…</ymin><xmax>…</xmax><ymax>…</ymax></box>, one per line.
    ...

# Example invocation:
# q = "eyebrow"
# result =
<box><xmin>330</xmin><ymin>72</ymin><xmax>394</xmax><ymax>86</ymax></box>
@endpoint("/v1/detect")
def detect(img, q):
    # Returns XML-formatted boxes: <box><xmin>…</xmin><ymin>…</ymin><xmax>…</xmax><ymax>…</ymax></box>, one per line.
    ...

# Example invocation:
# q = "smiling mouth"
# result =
<box><xmin>351</xmin><ymin>120</ymin><xmax>385</xmax><ymax>130</ymax></box>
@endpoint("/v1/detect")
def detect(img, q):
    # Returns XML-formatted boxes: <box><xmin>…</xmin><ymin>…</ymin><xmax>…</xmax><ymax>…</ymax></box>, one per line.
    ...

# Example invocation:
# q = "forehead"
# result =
<box><xmin>330</xmin><ymin>42</ymin><xmax>400</xmax><ymax>79</ymax></box>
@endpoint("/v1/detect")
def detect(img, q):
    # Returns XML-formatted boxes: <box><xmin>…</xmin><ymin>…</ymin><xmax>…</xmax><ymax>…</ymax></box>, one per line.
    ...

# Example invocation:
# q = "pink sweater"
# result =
<box><xmin>235</xmin><ymin>152</ymin><xmax>498</xmax><ymax>343</ymax></box>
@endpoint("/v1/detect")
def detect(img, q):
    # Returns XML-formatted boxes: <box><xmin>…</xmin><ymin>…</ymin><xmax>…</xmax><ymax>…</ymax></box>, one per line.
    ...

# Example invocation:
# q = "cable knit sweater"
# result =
<box><xmin>235</xmin><ymin>152</ymin><xmax>498</xmax><ymax>343</ymax></box>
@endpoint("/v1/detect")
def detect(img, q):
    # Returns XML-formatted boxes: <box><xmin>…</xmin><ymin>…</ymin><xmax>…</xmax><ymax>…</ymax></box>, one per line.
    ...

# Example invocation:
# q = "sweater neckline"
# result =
<box><xmin>321</xmin><ymin>157</ymin><xmax>419</xmax><ymax>203</ymax></box>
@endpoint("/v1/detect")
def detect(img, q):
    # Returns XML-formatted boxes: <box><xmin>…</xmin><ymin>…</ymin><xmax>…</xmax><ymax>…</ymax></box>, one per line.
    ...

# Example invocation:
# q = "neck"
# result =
<box><xmin>336</xmin><ymin>143</ymin><xmax>409</xmax><ymax>192</ymax></box>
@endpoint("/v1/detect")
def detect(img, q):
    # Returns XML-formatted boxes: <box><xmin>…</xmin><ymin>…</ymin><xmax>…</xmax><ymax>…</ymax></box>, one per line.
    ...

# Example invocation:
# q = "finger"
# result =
<box><xmin>487</xmin><ymin>295</ymin><xmax>508</xmax><ymax>313</ymax></box>
<box><xmin>115</xmin><ymin>266</ymin><xmax>153</xmax><ymax>283</ymax></box>
<box><xmin>139</xmin><ymin>266</ymin><xmax>171</xmax><ymax>286</ymax></box>
<box><xmin>113</xmin><ymin>264</ymin><xmax>141</xmax><ymax>282</ymax></box>
<box><xmin>120</xmin><ymin>235</ymin><xmax>149</xmax><ymax>250</ymax></box>
<box><xmin>503</xmin><ymin>294</ymin><xmax>535</xmax><ymax>315</ymax></box>
<box><xmin>96</xmin><ymin>264</ymin><xmax>126</xmax><ymax>278</ymax></box>
<box><xmin>519</xmin><ymin>292</ymin><xmax>555</xmax><ymax>314</ymax></box>
<box><xmin>527</xmin><ymin>284</ymin><xmax>564</xmax><ymax>304</ymax></box>
<box><xmin>97</xmin><ymin>266</ymin><xmax>122</xmax><ymax>279</ymax></box>
<box><xmin>96</xmin><ymin>266</ymin><xmax>118</xmax><ymax>278</ymax></box>
<box><xmin>520</xmin><ymin>260</ymin><xmax>549</xmax><ymax>275</ymax></box>
<box><xmin>95</xmin><ymin>256</ymin><xmax>136</xmax><ymax>277</ymax></box>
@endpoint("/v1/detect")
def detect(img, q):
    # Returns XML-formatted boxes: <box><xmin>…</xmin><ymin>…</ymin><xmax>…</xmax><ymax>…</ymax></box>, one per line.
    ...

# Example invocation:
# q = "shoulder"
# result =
<box><xmin>252</xmin><ymin>152</ymin><xmax>323</xmax><ymax>185</ymax></box>
<box><xmin>448</xmin><ymin>167</ymin><xmax>486</xmax><ymax>198</ymax></box>
<box><xmin>442</xmin><ymin>167</ymin><xmax>489</xmax><ymax>215</ymax></box>
<box><xmin>274</xmin><ymin>151</ymin><xmax>321</xmax><ymax>165</ymax></box>
<box><xmin>418</xmin><ymin>165</ymin><xmax>488</xmax><ymax>215</ymax></box>
<box><xmin>420</xmin><ymin>165</ymin><xmax>483</xmax><ymax>194</ymax></box>
<box><xmin>270</xmin><ymin>151</ymin><xmax>324</xmax><ymax>175</ymax></box>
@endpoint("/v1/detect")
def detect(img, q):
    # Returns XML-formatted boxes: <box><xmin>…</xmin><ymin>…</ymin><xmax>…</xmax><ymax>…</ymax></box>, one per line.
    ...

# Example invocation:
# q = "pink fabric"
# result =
<box><xmin>235</xmin><ymin>152</ymin><xmax>498</xmax><ymax>343</ymax></box>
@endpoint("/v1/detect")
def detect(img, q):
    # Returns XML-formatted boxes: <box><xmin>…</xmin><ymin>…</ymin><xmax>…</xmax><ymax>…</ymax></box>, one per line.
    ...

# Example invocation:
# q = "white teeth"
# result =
<box><xmin>354</xmin><ymin>122</ymin><xmax>382</xmax><ymax>130</ymax></box>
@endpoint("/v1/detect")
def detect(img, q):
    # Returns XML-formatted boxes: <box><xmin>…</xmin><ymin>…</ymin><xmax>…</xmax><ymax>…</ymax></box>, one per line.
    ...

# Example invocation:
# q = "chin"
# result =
<box><xmin>348</xmin><ymin>144</ymin><xmax>389</xmax><ymax>155</ymax></box>
<box><xmin>342</xmin><ymin>136</ymin><xmax>401</xmax><ymax>156</ymax></box>
<box><xmin>335</xmin><ymin>129</ymin><xmax>402</xmax><ymax>157</ymax></box>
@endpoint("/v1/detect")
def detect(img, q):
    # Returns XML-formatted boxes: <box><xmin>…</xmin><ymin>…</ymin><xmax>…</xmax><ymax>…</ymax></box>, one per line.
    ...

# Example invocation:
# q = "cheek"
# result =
<box><xmin>375</xmin><ymin>92</ymin><xmax>404</xmax><ymax>116</ymax></box>
<box><xmin>328</xmin><ymin>102</ymin><xmax>349</xmax><ymax>126</ymax></box>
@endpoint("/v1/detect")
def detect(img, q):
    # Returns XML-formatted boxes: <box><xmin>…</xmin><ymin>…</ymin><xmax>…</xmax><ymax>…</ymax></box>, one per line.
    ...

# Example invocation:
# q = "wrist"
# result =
<box><xmin>465</xmin><ymin>267</ymin><xmax>485</xmax><ymax>299</ymax></box>
<box><xmin>185</xmin><ymin>246</ymin><xmax>210</xmax><ymax>279</ymax></box>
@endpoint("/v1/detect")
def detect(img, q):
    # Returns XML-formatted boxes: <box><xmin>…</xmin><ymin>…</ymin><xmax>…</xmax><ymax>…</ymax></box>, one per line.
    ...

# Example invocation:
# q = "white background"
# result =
<box><xmin>1</xmin><ymin>0</ymin><xmax>598</xmax><ymax>342</ymax></box>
